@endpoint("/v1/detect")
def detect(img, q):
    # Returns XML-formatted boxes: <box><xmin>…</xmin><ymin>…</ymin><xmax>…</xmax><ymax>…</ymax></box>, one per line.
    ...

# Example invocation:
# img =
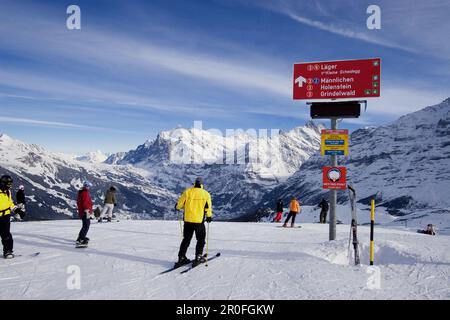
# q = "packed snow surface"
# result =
<box><xmin>1</xmin><ymin>220</ymin><xmax>449</xmax><ymax>300</ymax></box>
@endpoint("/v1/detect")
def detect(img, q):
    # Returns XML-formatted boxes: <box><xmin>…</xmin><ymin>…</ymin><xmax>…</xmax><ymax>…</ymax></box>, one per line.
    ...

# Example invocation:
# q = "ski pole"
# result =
<box><xmin>370</xmin><ymin>199</ymin><xmax>375</xmax><ymax>265</ymax></box>
<box><xmin>176</xmin><ymin>208</ymin><xmax>183</xmax><ymax>239</ymax></box>
<box><xmin>205</xmin><ymin>222</ymin><xmax>210</xmax><ymax>267</ymax></box>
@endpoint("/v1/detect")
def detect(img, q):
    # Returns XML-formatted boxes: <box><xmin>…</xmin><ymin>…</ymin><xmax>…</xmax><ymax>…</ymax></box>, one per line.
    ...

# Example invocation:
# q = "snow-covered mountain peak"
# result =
<box><xmin>76</xmin><ymin>150</ymin><xmax>109</xmax><ymax>163</ymax></box>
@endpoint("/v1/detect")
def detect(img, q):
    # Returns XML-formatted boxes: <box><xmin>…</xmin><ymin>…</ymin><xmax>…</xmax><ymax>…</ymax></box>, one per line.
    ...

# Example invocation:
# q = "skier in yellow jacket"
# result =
<box><xmin>175</xmin><ymin>177</ymin><xmax>212</xmax><ymax>268</ymax></box>
<box><xmin>0</xmin><ymin>175</ymin><xmax>25</xmax><ymax>259</ymax></box>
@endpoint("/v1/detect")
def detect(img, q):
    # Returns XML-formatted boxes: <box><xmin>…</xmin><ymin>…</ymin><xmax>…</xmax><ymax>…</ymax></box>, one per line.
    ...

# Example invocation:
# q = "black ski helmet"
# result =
<box><xmin>0</xmin><ymin>175</ymin><xmax>13</xmax><ymax>189</ymax></box>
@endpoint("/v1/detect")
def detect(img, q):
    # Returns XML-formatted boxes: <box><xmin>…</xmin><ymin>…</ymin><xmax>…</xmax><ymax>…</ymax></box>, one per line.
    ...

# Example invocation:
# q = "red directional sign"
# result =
<box><xmin>323</xmin><ymin>166</ymin><xmax>347</xmax><ymax>190</ymax></box>
<box><xmin>293</xmin><ymin>58</ymin><xmax>381</xmax><ymax>100</ymax></box>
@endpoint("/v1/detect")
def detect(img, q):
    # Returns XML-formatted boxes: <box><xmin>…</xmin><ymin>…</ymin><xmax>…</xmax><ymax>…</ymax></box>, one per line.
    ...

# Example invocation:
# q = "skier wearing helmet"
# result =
<box><xmin>0</xmin><ymin>175</ymin><xmax>25</xmax><ymax>258</ymax></box>
<box><xmin>174</xmin><ymin>177</ymin><xmax>213</xmax><ymax>268</ymax></box>
<box><xmin>76</xmin><ymin>181</ymin><xmax>93</xmax><ymax>248</ymax></box>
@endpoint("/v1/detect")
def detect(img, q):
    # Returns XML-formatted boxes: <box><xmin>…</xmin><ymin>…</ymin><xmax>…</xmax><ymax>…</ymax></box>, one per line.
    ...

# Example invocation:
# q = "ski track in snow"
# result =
<box><xmin>1</xmin><ymin>220</ymin><xmax>449</xmax><ymax>300</ymax></box>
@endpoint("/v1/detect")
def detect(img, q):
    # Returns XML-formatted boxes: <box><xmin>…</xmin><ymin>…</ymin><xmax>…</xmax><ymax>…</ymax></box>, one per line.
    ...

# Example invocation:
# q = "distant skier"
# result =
<box><xmin>273</xmin><ymin>199</ymin><xmax>283</xmax><ymax>222</ymax></box>
<box><xmin>175</xmin><ymin>177</ymin><xmax>213</xmax><ymax>268</ymax></box>
<box><xmin>76</xmin><ymin>181</ymin><xmax>93</xmax><ymax>247</ymax></box>
<box><xmin>318</xmin><ymin>198</ymin><xmax>329</xmax><ymax>224</ymax></box>
<box><xmin>282</xmin><ymin>197</ymin><xmax>301</xmax><ymax>228</ymax></box>
<box><xmin>99</xmin><ymin>186</ymin><xmax>117</xmax><ymax>223</ymax></box>
<box><xmin>418</xmin><ymin>224</ymin><xmax>436</xmax><ymax>235</ymax></box>
<box><xmin>14</xmin><ymin>185</ymin><xmax>26</xmax><ymax>221</ymax></box>
<box><xmin>0</xmin><ymin>175</ymin><xmax>25</xmax><ymax>259</ymax></box>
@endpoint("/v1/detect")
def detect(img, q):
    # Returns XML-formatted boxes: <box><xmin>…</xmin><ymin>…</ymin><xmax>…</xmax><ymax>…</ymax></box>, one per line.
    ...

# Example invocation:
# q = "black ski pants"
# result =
<box><xmin>178</xmin><ymin>222</ymin><xmax>206</xmax><ymax>258</ymax></box>
<box><xmin>284</xmin><ymin>211</ymin><xmax>297</xmax><ymax>225</ymax></box>
<box><xmin>320</xmin><ymin>209</ymin><xmax>328</xmax><ymax>224</ymax></box>
<box><xmin>0</xmin><ymin>214</ymin><xmax>13</xmax><ymax>254</ymax></box>
<box><xmin>78</xmin><ymin>213</ymin><xmax>90</xmax><ymax>241</ymax></box>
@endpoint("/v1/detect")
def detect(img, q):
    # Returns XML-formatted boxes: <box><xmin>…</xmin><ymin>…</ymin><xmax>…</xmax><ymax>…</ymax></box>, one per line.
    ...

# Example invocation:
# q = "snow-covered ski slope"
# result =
<box><xmin>1</xmin><ymin>220</ymin><xmax>449</xmax><ymax>300</ymax></box>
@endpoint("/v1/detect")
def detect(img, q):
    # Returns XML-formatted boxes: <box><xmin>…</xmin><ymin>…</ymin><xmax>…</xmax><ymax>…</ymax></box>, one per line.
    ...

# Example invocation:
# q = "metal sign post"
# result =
<box><xmin>329</xmin><ymin>118</ymin><xmax>338</xmax><ymax>240</ymax></box>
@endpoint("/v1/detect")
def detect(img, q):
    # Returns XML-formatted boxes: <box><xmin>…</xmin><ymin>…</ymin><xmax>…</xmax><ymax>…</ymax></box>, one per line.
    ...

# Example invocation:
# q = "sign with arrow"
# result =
<box><xmin>293</xmin><ymin>58</ymin><xmax>381</xmax><ymax>100</ymax></box>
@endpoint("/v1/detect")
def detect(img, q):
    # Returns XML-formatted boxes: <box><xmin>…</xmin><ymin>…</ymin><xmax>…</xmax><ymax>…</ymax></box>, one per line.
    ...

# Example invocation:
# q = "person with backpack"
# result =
<box><xmin>99</xmin><ymin>186</ymin><xmax>117</xmax><ymax>222</ymax></box>
<box><xmin>282</xmin><ymin>197</ymin><xmax>301</xmax><ymax>228</ymax></box>
<box><xmin>76</xmin><ymin>181</ymin><xmax>93</xmax><ymax>247</ymax></box>
<box><xmin>273</xmin><ymin>199</ymin><xmax>283</xmax><ymax>222</ymax></box>
<box><xmin>174</xmin><ymin>177</ymin><xmax>213</xmax><ymax>268</ymax></box>
<box><xmin>0</xmin><ymin>175</ymin><xmax>25</xmax><ymax>259</ymax></box>
<box><xmin>14</xmin><ymin>185</ymin><xmax>26</xmax><ymax>221</ymax></box>
<box><xmin>318</xmin><ymin>198</ymin><xmax>329</xmax><ymax>224</ymax></box>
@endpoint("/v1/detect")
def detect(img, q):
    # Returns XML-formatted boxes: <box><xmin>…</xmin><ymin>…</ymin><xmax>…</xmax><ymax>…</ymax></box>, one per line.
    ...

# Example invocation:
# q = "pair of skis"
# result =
<box><xmin>159</xmin><ymin>252</ymin><xmax>221</xmax><ymax>275</ymax></box>
<box><xmin>3</xmin><ymin>252</ymin><xmax>40</xmax><ymax>261</ymax></box>
<box><xmin>348</xmin><ymin>185</ymin><xmax>360</xmax><ymax>266</ymax></box>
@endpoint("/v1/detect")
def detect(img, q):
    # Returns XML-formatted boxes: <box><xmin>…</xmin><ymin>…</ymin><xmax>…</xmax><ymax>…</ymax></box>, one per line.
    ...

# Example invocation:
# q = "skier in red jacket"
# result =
<box><xmin>76</xmin><ymin>181</ymin><xmax>93</xmax><ymax>247</ymax></box>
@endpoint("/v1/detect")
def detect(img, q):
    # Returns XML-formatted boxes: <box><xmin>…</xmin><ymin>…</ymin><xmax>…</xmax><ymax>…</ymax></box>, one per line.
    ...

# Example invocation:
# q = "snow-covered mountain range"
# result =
<box><xmin>0</xmin><ymin>122</ymin><xmax>322</xmax><ymax>220</ymax></box>
<box><xmin>251</xmin><ymin>98</ymin><xmax>450</xmax><ymax>224</ymax></box>
<box><xmin>105</xmin><ymin>122</ymin><xmax>323</xmax><ymax>219</ymax></box>
<box><xmin>1</xmin><ymin>98</ymin><xmax>449</xmax><ymax>223</ymax></box>
<box><xmin>0</xmin><ymin>134</ymin><xmax>176</xmax><ymax>220</ymax></box>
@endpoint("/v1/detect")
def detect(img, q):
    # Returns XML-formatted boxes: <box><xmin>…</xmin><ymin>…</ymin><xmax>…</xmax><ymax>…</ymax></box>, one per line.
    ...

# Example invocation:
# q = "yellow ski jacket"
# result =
<box><xmin>176</xmin><ymin>186</ymin><xmax>212</xmax><ymax>223</ymax></box>
<box><xmin>0</xmin><ymin>190</ymin><xmax>14</xmax><ymax>217</ymax></box>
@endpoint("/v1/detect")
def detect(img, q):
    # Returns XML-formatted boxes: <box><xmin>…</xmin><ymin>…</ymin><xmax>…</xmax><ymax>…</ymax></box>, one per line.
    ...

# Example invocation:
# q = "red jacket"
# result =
<box><xmin>77</xmin><ymin>188</ymin><xmax>93</xmax><ymax>218</ymax></box>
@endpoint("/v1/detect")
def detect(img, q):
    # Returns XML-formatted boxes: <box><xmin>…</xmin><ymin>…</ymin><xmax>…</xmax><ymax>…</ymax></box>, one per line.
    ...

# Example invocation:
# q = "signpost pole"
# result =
<box><xmin>329</xmin><ymin>117</ymin><xmax>338</xmax><ymax>241</ymax></box>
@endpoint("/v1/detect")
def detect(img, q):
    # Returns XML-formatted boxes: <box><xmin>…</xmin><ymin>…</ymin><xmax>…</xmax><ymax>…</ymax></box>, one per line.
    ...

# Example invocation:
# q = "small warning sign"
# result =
<box><xmin>323</xmin><ymin>166</ymin><xmax>347</xmax><ymax>190</ymax></box>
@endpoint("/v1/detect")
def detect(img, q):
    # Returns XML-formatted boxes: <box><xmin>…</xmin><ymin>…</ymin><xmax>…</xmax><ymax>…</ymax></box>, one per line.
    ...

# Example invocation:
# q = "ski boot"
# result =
<box><xmin>3</xmin><ymin>251</ymin><xmax>14</xmax><ymax>259</ymax></box>
<box><xmin>174</xmin><ymin>256</ymin><xmax>191</xmax><ymax>268</ymax></box>
<box><xmin>282</xmin><ymin>223</ymin><xmax>287</xmax><ymax>228</ymax></box>
<box><xmin>291</xmin><ymin>223</ymin><xmax>295</xmax><ymax>228</ymax></box>
<box><xmin>192</xmin><ymin>254</ymin><xmax>207</xmax><ymax>267</ymax></box>
<box><xmin>98</xmin><ymin>219</ymin><xmax>102</xmax><ymax>223</ymax></box>
<box><xmin>107</xmin><ymin>217</ymin><xmax>112</xmax><ymax>222</ymax></box>
<box><xmin>76</xmin><ymin>238</ymin><xmax>88</xmax><ymax>248</ymax></box>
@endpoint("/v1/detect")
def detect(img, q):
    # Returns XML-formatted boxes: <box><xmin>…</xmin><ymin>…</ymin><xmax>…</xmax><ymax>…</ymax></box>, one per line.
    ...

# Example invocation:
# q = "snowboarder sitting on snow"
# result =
<box><xmin>273</xmin><ymin>199</ymin><xmax>283</xmax><ymax>222</ymax></box>
<box><xmin>76</xmin><ymin>181</ymin><xmax>93</xmax><ymax>246</ymax></box>
<box><xmin>282</xmin><ymin>197</ymin><xmax>301</xmax><ymax>228</ymax></box>
<box><xmin>0</xmin><ymin>175</ymin><xmax>25</xmax><ymax>259</ymax></box>
<box><xmin>14</xmin><ymin>185</ymin><xmax>26</xmax><ymax>221</ymax></box>
<box><xmin>175</xmin><ymin>177</ymin><xmax>213</xmax><ymax>268</ymax></box>
<box><xmin>99</xmin><ymin>186</ymin><xmax>117</xmax><ymax>223</ymax></box>
<box><xmin>317</xmin><ymin>198</ymin><xmax>329</xmax><ymax>224</ymax></box>
<box><xmin>418</xmin><ymin>224</ymin><xmax>436</xmax><ymax>236</ymax></box>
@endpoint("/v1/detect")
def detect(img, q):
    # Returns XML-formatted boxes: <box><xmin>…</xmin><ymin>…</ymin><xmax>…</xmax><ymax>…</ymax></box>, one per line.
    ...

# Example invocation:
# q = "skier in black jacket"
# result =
<box><xmin>15</xmin><ymin>185</ymin><xmax>26</xmax><ymax>220</ymax></box>
<box><xmin>318</xmin><ymin>198</ymin><xmax>329</xmax><ymax>224</ymax></box>
<box><xmin>273</xmin><ymin>199</ymin><xmax>283</xmax><ymax>222</ymax></box>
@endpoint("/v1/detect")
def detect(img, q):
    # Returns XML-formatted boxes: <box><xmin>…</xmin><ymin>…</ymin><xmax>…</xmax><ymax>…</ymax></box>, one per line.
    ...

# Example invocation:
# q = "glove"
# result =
<box><xmin>174</xmin><ymin>203</ymin><xmax>180</xmax><ymax>211</ymax></box>
<box><xmin>206</xmin><ymin>216</ymin><xmax>212</xmax><ymax>223</ymax></box>
<box><xmin>84</xmin><ymin>209</ymin><xmax>92</xmax><ymax>218</ymax></box>
<box><xmin>15</xmin><ymin>208</ymin><xmax>26</xmax><ymax>219</ymax></box>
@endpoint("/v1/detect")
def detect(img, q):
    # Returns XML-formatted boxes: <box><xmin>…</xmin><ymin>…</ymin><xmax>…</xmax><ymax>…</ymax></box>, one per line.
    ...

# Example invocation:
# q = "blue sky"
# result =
<box><xmin>0</xmin><ymin>0</ymin><xmax>449</xmax><ymax>154</ymax></box>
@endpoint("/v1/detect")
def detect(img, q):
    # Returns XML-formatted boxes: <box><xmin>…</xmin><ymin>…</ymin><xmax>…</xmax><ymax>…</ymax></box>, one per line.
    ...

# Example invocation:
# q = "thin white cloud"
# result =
<box><xmin>367</xmin><ymin>86</ymin><xmax>448</xmax><ymax>117</ymax></box>
<box><xmin>285</xmin><ymin>12</ymin><xmax>416</xmax><ymax>53</ymax></box>
<box><xmin>246</xmin><ymin>0</ymin><xmax>449</xmax><ymax>59</ymax></box>
<box><xmin>0</xmin><ymin>116</ymin><xmax>91</xmax><ymax>129</ymax></box>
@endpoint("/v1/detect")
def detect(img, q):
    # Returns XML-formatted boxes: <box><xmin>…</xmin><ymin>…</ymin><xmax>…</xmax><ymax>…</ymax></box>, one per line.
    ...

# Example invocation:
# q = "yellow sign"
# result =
<box><xmin>321</xmin><ymin>129</ymin><xmax>349</xmax><ymax>156</ymax></box>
